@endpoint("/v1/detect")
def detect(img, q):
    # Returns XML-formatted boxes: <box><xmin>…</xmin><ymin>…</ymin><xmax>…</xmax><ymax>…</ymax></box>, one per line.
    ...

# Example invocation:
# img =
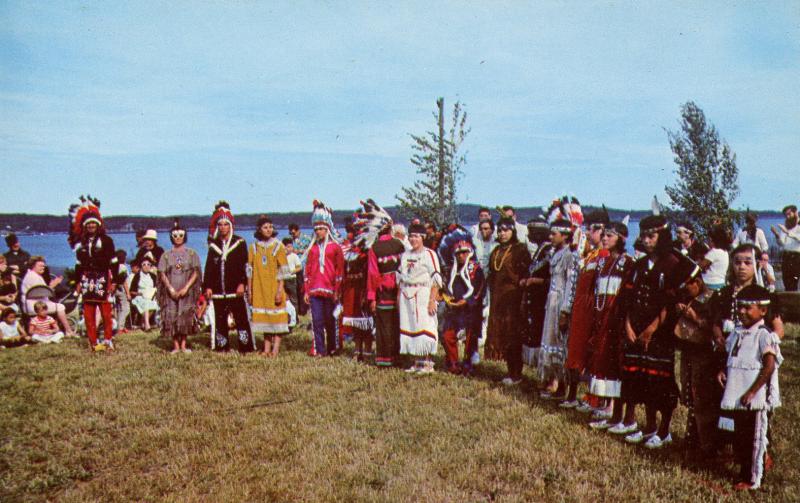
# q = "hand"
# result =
<box><xmin>779</xmin><ymin>224</ymin><xmax>788</xmax><ymax>233</ymax></box>
<box><xmin>235</xmin><ymin>284</ymin><xmax>245</xmax><ymax>297</ymax></box>
<box><xmin>717</xmin><ymin>371</ymin><xmax>727</xmax><ymax>388</ymax></box>
<box><xmin>49</xmin><ymin>275</ymin><xmax>63</xmax><ymax>288</ymax></box>
<box><xmin>770</xmin><ymin>225</ymin><xmax>779</xmax><ymax>236</ymax></box>
<box><xmin>428</xmin><ymin>299</ymin><xmax>437</xmax><ymax>316</ymax></box>
<box><xmin>558</xmin><ymin>312</ymin><xmax>569</xmax><ymax>332</ymax></box>
<box><xmin>452</xmin><ymin>299</ymin><xmax>467</xmax><ymax>307</ymax></box>
<box><xmin>177</xmin><ymin>287</ymin><xmax>189</xmax><ymax>298</ymax></box>
<box><xmin>167</xmin><ymin>286</ymin><xmax>178</xmax><ymax>300</ymax></box>
<box><xmin>304</xmin><ymin>293</ymin><xmax>310</xmax><ymax>305</ymax></box>
<box><xmin>639</xmin><ymin>331</ymin><xmax>652</xmax><ymax>351</ymax></box>
<box><xmin>625</xmin><ymin>325</ymin><xmax>637</xmax><ymax>344</ymax></box>
<box><xmin>369</xmin><ymin>300</ymin><xmax>376</xmax><ymax>314</ymax></box>
<box><xmin>274</xmin><ymin>291</ymin><xmax>284</xmax><ymax>305</ymax></box>
<box><xmin>740</xmin><ymin>390</ymin><xmax>756</xmax><ymax>407</ymax></box>
<box><xmin>205</xmin><ymin>288</ymin><xmax>213</xmax><ymax>299</ymax></box>
<box><xmin>676</xmin><ymin>303</ymin><xmax>686</xmax><ymax>312</ymax></box>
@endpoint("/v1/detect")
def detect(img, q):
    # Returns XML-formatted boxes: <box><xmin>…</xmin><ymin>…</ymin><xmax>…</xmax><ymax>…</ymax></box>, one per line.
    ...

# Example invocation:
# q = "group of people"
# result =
<box><xmin>1</xmin><ymin>196</ymin><xmax>796</xmax><ymax>491</ymax></box>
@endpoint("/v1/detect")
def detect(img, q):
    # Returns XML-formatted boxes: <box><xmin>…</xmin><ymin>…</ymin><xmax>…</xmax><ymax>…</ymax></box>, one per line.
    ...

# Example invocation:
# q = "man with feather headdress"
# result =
<box><xmin>69</xmin><ymin>196</ymin><xmax>118</xmax><ymax>352</ymax></box>
<box><xmin>365</xmin><ymin>201</ymin><xmax>405</xmax><ymax>368</ymax></box>
<box><xmin>340</xmin><ymin>201</ymin><xmax>386</xmax><ymax>362</ymax></box>
<box><xmin>304</xmin><ymin>200</ymin><xmax>345</xmax><ymax>357</ymax></box>
<box><xmin>437</xmin><ymin>224</ymin><xmax>485</xmax><ymax>375</ymax></box>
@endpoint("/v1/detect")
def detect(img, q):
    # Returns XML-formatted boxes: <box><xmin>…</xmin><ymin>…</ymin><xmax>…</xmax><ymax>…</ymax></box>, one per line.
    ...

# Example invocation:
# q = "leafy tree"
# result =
<box><xmin>396</xmin><ymin>98</ymin><xmax>469</xmax><ymax>228</ymax></box>
<box><xmin>664</xmin><ymin>101</ymin><xmax>740</xmax><ymax>237</ymax></box>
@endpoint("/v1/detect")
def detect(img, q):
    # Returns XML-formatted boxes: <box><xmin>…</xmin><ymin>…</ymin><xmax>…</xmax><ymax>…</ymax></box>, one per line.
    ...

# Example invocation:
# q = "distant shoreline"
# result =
<box><xmin>0</xmin><ymin>204</ymin><xmax>786</xmax><ymax>235</ymax></box>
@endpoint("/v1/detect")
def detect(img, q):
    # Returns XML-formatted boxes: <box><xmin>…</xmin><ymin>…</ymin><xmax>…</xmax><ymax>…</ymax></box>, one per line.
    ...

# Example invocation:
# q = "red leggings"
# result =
<box><xmin>84</xmin><ymin>302</ymin><xmax>113</xmax><ymax>345</ymax></box>
<box><xmin>442</xmin><ymin>328</ymin><xmax>478</xmax><ymax>368</ymax></box>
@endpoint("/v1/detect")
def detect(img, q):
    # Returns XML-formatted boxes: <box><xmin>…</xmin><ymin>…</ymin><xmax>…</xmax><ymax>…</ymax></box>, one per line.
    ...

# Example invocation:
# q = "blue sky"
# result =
<box><xmin>1</xmin><ymin>1</ymin><xmax>798</xmax><ymax>216</ymax></box>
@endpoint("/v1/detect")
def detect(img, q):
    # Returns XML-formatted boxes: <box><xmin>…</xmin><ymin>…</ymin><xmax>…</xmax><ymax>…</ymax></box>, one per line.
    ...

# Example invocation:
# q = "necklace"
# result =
<box><xmin>493</xmin><ymin>244</ymin><xmax>513</xmax><ymax>272</ymax></box>
<box><xmin>594</xmin><ymin>254</ymin><xmax>625</xmax><ymax>312</ymax></box>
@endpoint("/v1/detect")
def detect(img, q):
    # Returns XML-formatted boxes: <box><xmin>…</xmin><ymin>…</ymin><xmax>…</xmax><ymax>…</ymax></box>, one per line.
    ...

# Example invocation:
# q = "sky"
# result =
<box><xmin>1</xmin><ymin>1</ymin><xmax>798</xmax><ymax>216</ymax></box>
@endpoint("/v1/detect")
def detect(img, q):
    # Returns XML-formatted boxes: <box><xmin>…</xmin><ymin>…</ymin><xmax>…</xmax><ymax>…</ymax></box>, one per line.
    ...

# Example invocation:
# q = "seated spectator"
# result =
<box><xmin>28</xmin><ymin>301</ymin><xmax>65</xmax><ymax>344</ymax></box>
<box><xmin>20</xmin><ymin>256</ymin><xmax>76</xmax><ymax>337</ymax></box>
<box><xmin>134</xmin><ymin>230</ymin><xmax>165</xmax><ymax>272</ymax></box>
<box><xmin>0</xmin><ymin>256</ymin><xmax>19</xmax><ymax>309</ymax></box>
<box><xmin>130</xmin><ymin>258</ymin><xmax>159</xmax><ymax>332</ymax></box>
<box><xmin>759</xmin><ymin>252</ymin><xmax>776</xmax><ymax>292</ymax></box>
<box><xmin>0</xmin><ymin>307</ymin><xmax>29</xmax><ymax>346</ymax></box>
<box><xmin>4</xmin><ymin>233</ymin><xmax>31</xmax><ymax>278</ymax></box>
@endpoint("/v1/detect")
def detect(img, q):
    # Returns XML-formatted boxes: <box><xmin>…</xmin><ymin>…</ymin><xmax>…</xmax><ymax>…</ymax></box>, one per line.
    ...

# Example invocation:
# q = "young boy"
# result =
<box><xmin>282</xmin><ymin>237</ymin><xmax>302</xmax><ymax>330</ymax></box>
<box><xmin>718</xmin><ymin>284</ymin><xmax>782</xmax><ymax>491</ymax></box>
<box><xmin>29</xmin><ymin>301</ymin><xmax>65</xmax><ymax>344</ymax></box>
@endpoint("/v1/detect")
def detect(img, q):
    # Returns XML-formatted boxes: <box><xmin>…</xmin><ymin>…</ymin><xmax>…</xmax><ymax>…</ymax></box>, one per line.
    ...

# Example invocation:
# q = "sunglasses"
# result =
<box><xmin>171</xmin><ymin>230</ymin><xmax>186</xmax><ymax>239</ymax></box>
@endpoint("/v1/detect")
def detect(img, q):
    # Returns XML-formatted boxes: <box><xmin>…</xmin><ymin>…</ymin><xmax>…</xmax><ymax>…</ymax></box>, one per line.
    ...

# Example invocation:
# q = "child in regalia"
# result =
<box><xmin>718</xmin><ymin>284</ymin><xmax>782</xmax><ymax>491</ymax></box>
<box><xmin>438</xmin><ymin>225</ymin><xmax>485</xmax><ymax>375</ymax></box>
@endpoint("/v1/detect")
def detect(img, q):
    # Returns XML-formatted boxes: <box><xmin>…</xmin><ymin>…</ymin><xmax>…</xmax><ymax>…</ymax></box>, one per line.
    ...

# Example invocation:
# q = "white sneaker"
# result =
<box><xmin>104</xmin><ymin>339</ymin><xmax>115</xmax><ymax>351</ymax></box>
<box><xmin>502</xmin><ymin>377</ymin><xmax>522</xmax><ymax>386</ymax></box>
<box><xmin>624</xmin><ymin>430</ymin><xmax>656</xmax><ymax>444</ymax></box>
<box><xmin>607</xmin><ymin>422</ymin><xmax>638</xmax><ymax>435</ymax></box>
<box><xmin>559</xmin><ymin>400</ymin><xmax>580</xmax><ymax>409</ymax></box>
<box><xmin>644</xmin><ymin>433</ymin><xmax>673</xmax><ymax>449</ymax></box>
<box><xmin>592</xmin><ymin>408</ymin><xmax>613</xmax><ymax>420</ymax></box>
<box><xmin>575</xmin><ymin>402</ymin><xmax>595</xmax><ymax>414</ymax></box>
<box><xmin>417</xmin><ymin>365</ymin><xmax>435</xmax><ymax>374</ymax></box>
<box><xmin>589</xmin><ymin>419</ymin><xmax>612</xmax><ymax>430</ymax></box>
<box><xmin>405</xmin><ymin>366</ymin><xmax>419</xmax><ymax>374</ymax></box>
<box><xmin>182</xmin><ymin>348</ymin><xmax>192</xmax><ymax>354</ymax></box>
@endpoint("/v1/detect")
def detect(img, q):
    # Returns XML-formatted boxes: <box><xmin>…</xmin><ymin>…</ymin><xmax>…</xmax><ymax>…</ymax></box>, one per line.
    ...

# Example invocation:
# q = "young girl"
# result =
<box><xmin>538</xmin><ymin>219</ymin><xmax>578</xmax><ymax>397</ymax></box>
<box><xmin>28</xmin><ymin>301</ymin><xmax>65</xmax><ymax>344</ymax></box>
<box><xmin>718</xmin><ymin>284</ymin><xmax>782</xmax><ymax>491</ymax></box>
<box><xmin>0</xmin><ymin>307</ymin><xmax>29</xmax><ymax>347</ymax></box>
<box><xmin>130</xmin><ymin>259</ymin><xmax>159</xmax><ymax>332</ymax></box>
<box><xmin>398</xmin><ymin>222</ymin><xmax>442</xmax><ymax>374</ymax></box>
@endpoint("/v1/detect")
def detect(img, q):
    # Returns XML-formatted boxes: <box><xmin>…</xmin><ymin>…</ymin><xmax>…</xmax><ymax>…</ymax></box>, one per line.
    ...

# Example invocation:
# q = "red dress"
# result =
<box><xmin>565</xmin><ymin>248</ymin><xmax>606</xmax><ymax>371</ymax></box>
<box><xmin>587</xmin><ymin>253</ymin><xmax>634</xmax><ymax>398</ymax></box>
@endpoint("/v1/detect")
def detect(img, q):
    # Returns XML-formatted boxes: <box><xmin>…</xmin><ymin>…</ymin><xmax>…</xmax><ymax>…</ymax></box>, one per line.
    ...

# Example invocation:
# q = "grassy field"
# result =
<box><xmin>1</xmin><ymin>322</ymin><xmax>797</xmax><ymax>502</ymax></box>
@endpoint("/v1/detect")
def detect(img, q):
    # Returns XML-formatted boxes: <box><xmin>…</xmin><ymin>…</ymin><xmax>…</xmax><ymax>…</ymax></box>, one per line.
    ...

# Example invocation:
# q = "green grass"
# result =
<box><xmin>1</xmin><ymin>321</ymin><xmax>798</xmax><ymax>502</ymax></box>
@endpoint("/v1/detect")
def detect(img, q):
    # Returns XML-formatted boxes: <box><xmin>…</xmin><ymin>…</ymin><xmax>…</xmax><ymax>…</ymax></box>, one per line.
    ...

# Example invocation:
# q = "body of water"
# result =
<box><xmin>7</xmin><ymin>218</ymin><xmax>787</xmax><ymax>274</ymax></box>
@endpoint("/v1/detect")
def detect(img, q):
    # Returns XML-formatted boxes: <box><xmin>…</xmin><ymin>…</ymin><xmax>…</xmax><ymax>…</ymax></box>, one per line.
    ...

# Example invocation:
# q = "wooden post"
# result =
<box><xmin>437</xmin><ymin>97</ymin><xmax>445</xmax><ymax>225</ymax></box>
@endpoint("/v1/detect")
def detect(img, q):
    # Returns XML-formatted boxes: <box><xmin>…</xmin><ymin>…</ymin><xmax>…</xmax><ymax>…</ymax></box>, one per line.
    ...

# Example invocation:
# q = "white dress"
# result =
<box><xmin>537</xmin><ymin>246</ymin><xmax>579</xmax><ymax>381</ymax></box>
<box><xmin>132</xmin><ymin>273</ymin><xmax>160</xmax><ymax>313</ymax></box>
<box><xmin>398</xmin><ymin>247</ymin><xmax>442</xmax><ymax>356</ymax></box>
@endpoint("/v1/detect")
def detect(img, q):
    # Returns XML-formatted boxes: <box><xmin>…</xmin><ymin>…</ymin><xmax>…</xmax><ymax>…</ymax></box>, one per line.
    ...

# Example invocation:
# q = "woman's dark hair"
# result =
<box><xmin>254</xmin><ymin>215</ymin><xmax>273</xmax><ymax>240</ymax></box>
<box><xmin>653</xmin><ymin>227</ymin><xmax>674</xmax><ymax>256</ymax></box>
<box><xmin>709</xmin><ymin>224</ymin><xmax>732</xmax><ymax>251</ymax></box>
<box><xmin>281</xmin><ymin>237</ymin><xmax>294</xmax><ymax>247</ymax></box>
<box><xmin>288</xmin><ymin>223</ymin><xmax>300</xmax><ymax>232</ymax></box>
<box><xmin>610</xmin><ymin>235</ymin><xmax>627</xmax><ymax>254</ymax></box>
<box><xmin>495</xmin><ymin>217</ymin><xmax>519</xmax><ymax>244</ymax></box>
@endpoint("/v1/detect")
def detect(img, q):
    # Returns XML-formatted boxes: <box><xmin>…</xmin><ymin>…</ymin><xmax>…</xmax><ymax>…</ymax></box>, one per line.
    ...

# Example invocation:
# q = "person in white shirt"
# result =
<box><xmin>469</xmin><ymin>207</ymin><xmax>493</xmax><ymax>238</ymax></box>
<box><xmin>700</xmin><ymin>225</ymin><xmax>731</xmax><ymax>291</ymax></box>
<box><xmin>732</xmin><ymin>213</ymin><xmax>769</xmax><ymax>253</ymax></box>
<box><xmin>771</xmin><ymin>204</ymin><xmax>800</xmax><ymax>291</ymax></box>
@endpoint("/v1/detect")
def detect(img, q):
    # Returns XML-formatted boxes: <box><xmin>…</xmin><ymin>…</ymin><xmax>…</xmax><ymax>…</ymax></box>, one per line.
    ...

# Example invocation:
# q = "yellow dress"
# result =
<box><xmin>248</xmin><ymin>239</ymin><xmax>290</xmax><ymax>334</ymax></box>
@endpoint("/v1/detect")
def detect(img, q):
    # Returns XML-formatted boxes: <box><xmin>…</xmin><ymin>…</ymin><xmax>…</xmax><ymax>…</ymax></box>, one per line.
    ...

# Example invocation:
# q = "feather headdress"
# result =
<box><xmin>208</xmin><ymin>201</ymin><xmax>234</xmax><ymax>241</ymax></box>
<box><xmin>67</xmin><ymin>195</ymin><xmax>103</xmax><ymax>248</ymax></box>
<box><xmin>438</xmin><ymin>224</ymin><xmax>477</xmax><ymax>300</ymax></box>
<box><xmin>349</xmin><ymin>199</ymin><xmax>393</xmax><ymax>255</ymax></box>
<box><xmin>310</xmin><ymin>200</ymin><xmax>342</xmax><ymax>242</ymax></box>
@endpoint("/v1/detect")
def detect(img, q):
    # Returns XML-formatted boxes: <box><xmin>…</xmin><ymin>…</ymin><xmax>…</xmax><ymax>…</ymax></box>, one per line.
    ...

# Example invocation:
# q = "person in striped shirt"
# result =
<box><xmin>29</xmin><ymin>301</ymin><xmax>64</xmax><ymax>344</ymax></box>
